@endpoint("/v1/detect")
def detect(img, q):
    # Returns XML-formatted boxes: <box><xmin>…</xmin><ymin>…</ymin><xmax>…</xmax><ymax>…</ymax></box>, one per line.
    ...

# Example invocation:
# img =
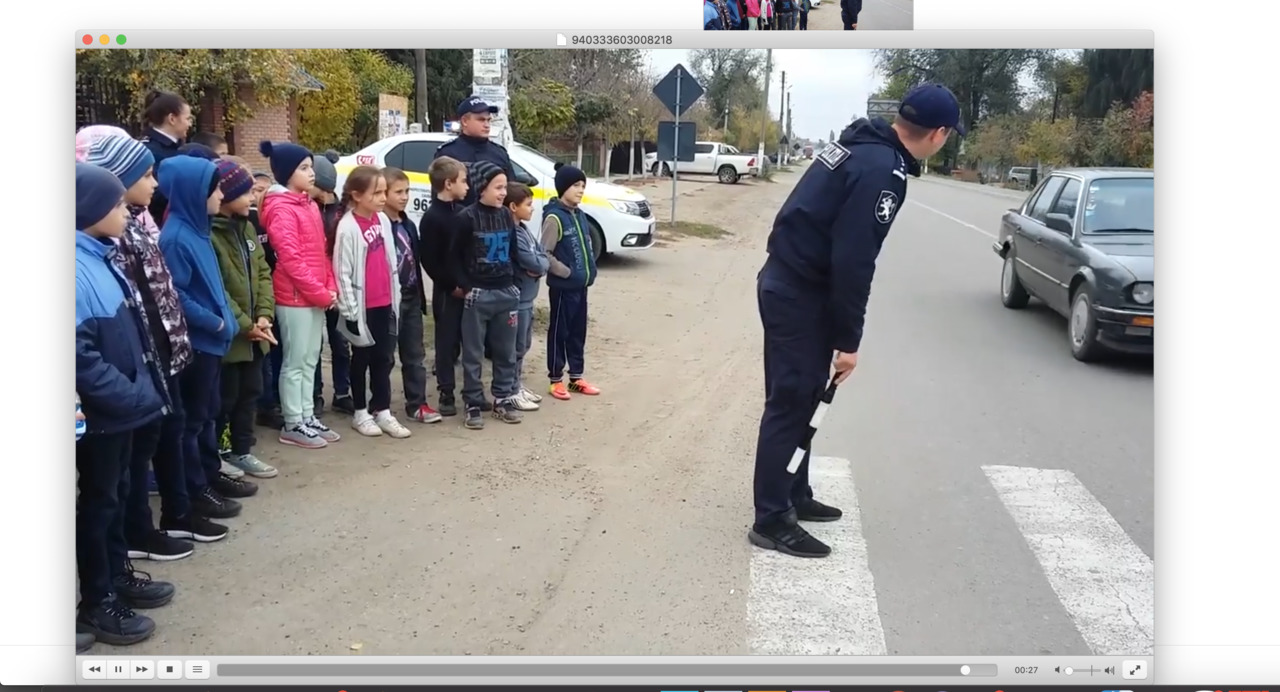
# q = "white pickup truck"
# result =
<box><xmin>645</xmin><ymin>141</ymin><xmax>760</xmax><ymax>184</ymax></box>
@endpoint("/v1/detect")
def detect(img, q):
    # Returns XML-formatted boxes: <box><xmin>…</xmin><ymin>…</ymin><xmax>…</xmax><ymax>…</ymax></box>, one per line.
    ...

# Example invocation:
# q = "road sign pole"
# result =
<box><xmin>671</xmin><ymin>69</ymin><xmax>681</xmax><ymax>225</ymax></box>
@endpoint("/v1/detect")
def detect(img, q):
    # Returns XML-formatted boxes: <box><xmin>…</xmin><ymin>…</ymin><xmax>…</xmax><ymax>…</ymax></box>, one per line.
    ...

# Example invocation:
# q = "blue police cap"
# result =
<box><xmin>457</xmin><ymin>96</ymin><xmax>500</xmax><ymax>117</ymax></box>
<box><xmin>898</xmin><ymin>84</ymin><xmax>966</xmax><ymax>136</ymax></box>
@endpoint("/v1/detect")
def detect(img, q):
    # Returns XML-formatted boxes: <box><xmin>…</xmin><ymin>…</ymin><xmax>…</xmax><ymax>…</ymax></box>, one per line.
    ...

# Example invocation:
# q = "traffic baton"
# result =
<box><xmin>786</xmin><ymin>373</ymin><xmax>841</xmax><ymax>474</ymax></box>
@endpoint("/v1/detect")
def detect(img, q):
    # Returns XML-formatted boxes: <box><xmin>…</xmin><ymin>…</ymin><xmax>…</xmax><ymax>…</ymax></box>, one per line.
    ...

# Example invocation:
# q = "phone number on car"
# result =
<box><xmin>571</xmin><ymin>34</ymin><xmax>673</xmax><ymax>45</ymax></box>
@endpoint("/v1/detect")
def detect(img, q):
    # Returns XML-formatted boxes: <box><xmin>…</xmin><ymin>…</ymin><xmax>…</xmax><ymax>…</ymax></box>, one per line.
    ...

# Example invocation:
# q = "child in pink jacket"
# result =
<box><xmin>257</xmin><ymin>141</ymin><xmax>340</xmax><ymax>449</ymax></box>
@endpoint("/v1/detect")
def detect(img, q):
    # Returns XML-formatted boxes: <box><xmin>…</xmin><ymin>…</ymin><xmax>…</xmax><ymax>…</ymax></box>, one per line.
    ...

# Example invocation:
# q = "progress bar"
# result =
<box><xmin>218</xmin><ymin>663</ymin><xmax>997</xmax><ymax>677</ymax></box>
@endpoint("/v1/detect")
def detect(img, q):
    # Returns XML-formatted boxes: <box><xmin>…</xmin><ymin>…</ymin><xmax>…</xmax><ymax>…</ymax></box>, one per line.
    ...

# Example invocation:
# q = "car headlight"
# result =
<box><xmin>1131</xmin><ymin>282</ymin><xmax>1154</xmax><ymax>305</ymax></box>
<box><xmin>609</xmin><ymin>199</ymin><xmax>643</xmax><ymax>216</ymax></box>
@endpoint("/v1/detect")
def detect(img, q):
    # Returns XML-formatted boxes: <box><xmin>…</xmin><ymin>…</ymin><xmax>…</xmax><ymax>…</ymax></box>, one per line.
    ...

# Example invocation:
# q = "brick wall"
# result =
<box><xmin>194</xmin><ymin>85</ymin><xmax>295</xmax><ymax>175</ymax></box>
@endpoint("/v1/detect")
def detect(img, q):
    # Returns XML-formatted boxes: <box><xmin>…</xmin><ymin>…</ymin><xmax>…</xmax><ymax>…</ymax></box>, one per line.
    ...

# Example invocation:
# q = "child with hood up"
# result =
<box><xmin>158</xmin><ymin>154</ymin><xmax>254</xmax><ymax>520</ymax></box>
<box><xmin>258</xmin><ymin>141</ymin><xmax>341</xmax><ymax>449</ymax></box>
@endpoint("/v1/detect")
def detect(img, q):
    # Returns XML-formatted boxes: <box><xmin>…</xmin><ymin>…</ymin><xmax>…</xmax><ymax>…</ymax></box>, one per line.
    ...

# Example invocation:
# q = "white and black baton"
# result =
<box><xmin>786</xmin><ymin>373</ymin><xmax>841</xmax><ymax>474</ymax></box>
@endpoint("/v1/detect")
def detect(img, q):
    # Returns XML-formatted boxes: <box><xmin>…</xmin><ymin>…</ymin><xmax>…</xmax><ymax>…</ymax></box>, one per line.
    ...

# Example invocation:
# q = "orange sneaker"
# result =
<box><xmin>548</xmin><ymin>381</ymin><xmax>571</xmax><ymax>400</ymax></box>
<box><xmin>568</xmin><ymin>379</ymin><xmax>600</xmax><ymax>395</ymax></box>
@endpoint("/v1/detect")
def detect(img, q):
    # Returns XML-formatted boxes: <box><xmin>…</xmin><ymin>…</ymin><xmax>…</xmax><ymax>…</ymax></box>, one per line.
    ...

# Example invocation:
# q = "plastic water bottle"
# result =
<box><xmin>75</xmin><ymin>396</ymin><xmax>86</xmax><ymax>440</ymax></box>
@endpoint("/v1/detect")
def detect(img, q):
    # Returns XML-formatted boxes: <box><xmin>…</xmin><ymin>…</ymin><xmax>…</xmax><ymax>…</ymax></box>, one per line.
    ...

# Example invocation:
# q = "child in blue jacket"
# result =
<box><xmin>75</xmin><ymin>163</ymin><xmax>173</xmax><ymax>647</ymax></box>
<box><xmin>157</xmin><ymin>155</ymin><xmax>253</xmax><ymax>522</ymax></box>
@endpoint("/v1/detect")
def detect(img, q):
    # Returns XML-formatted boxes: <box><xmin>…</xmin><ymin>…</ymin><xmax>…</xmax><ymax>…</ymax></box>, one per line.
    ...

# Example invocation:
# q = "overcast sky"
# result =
<box><xmin>643</xmin><ymin>49</ymin><xmax>1043</xmax><ymax>142</ymax></box>
<box><xmin>646</xmin><ymin>49</ymin><xmax>883</xmax><ymax>142</ymax></box>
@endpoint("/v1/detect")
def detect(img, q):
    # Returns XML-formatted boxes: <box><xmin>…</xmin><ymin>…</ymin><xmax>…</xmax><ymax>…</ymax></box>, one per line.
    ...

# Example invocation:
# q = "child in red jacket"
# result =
<box><xmin>257</xmin><ymin>141</ymin><xmax>340</xmax><ymax>449</ymax></box>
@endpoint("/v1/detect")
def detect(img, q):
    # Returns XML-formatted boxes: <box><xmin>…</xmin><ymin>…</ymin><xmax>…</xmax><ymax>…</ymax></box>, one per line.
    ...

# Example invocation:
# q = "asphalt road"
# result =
<box><xmin>762</xmin><ymin>175</ymin><xmax>1154</xmax><ymax>657</ymax></box>
<box><xmin>100</xmin><ymin>170</ymin><xmax>1151</xmax><ymax>660</ymax></box>
<box><xmin>805</xmin><ymin>0</ymin><xmax>914</xmax><ymax>30</ymax></box>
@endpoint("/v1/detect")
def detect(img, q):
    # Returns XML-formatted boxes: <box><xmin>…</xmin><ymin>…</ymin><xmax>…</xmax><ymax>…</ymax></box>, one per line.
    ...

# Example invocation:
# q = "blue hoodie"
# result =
<box><xmin>157</xmin><ymin>155</ymin><xmax>238</xmax><ymax>356</ymax></box>
<box><xmin>76</xmin><ymin>230</ymin><xmax>167</xmax><ymax>434</ymax></box>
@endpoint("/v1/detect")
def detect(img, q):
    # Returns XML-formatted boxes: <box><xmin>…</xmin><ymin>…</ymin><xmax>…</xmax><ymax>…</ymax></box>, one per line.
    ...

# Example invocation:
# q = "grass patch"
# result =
<box><xmin>658</xmin><ymin>220</ymin><xmax>730</xmax><ymax>239</ymax></box>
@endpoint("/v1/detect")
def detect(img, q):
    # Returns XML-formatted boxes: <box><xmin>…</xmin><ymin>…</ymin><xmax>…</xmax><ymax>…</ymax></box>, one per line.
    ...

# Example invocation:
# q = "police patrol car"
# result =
<box><xmin>334</xmin><ymin>133</ymin><xmax>657</xmax><ymax>262</ymax></box>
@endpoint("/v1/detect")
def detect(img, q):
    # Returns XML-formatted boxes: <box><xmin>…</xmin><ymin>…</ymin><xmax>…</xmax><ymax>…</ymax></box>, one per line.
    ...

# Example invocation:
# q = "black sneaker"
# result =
<box><xmin>76</xmin><ymin>631</ymin><xmax>95</xmax><ymax>654</ymax></box>
<box><xmin>256</xmin><ymin>407</ymin><xmax>285</xmax><ymax>429</ymax></box>
<box><xmin>113</xmin><ymin>564</ymin><xmax>175</xmax><ymax>609</ymax></box>
<box><xmin>212</xmin><ymin>472</ymin><xmax>258</xmax><ymax>498</ymax></box>
<box><xmin>160</xmin><ymin>514</ymin><xmax>228</xmax><ymax>543</ymax></box>
<box><xmin>332</xmin><ymin>395</ymin><xmax>356</xmax><ymax>415</ymax></box>
<box><xmin>193</xmin><ymin>487</ymin><xmax>242</xmax><ymax>519</ymax></box>
<box><xmin>479</xmin><ymin>398</ymin><xmax>494</xmax><ymax>412</ymax></box>
<box><xmin>438</xmin><ymin>395</ymin><xmax>458</xmax><ymax>417</ymax></box>
<box><xmin>77</xmin><ymin>598</ymin><xmax>155</xmax><ymax>646</ymax></box>
<box><xmin>313</xmin><ymin>396</ymin><xmax>326</xmax><ymax>415</ymax></box>
<box><xmin>748</xmin><ymin>509</ymin><xmax>831</xmax><ymax>558</ymax></box>
<box><xmin>492</xmin><ymin>399</ymin><xmax>523</xmax><ymax>424</ymax></box>
<box><xmin>464</xmin><ymin>406</ymin><xmax>485</xmax><ymax>430</ymax></box>
<box><xmin>796</xmin><ymin>498</ymin><xmax>843</xmax><ymax>522</ymax></box>
<box><xmin>126</xmin><ymin>529</ymin><xmax>194</xmax><ymax>561</ymax></box>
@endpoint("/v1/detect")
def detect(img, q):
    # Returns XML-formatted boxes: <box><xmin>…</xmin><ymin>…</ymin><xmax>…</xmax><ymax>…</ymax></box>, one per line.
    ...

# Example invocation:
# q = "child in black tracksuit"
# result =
<box><xmin>419</xmin><ymin>156</ymin><xmax>470</xmax><ymax>417</ymax></box>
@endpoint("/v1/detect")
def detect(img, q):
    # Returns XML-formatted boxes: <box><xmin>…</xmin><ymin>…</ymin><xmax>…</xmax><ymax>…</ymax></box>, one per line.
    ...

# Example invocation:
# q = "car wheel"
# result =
<box><xmin>1000</xmin><ymin>249</ymin><xmax>1031</xmax><ymax>309</ymax></box>
<box><xmin>650</xmin><ymin>162</ymin><xmax>661</xmax><ymax>177</ymax></box>
<box><xmin>660</xmin><ymin>163</ymin><xmax>672</xmax><ymax>177</ymax></box>
<box><xmin>588</xmin><ymin>219</ymin><xmax>605</xmax><ymax>263</ymax></box>
<box><xmin>718</xmin><ymin>165</ymin><xmax>740</xmax><ymax>184</ymax></box>
<box><xmin>1068</xmin><ymin>286</ymin><xmax>1107</xmax><ymax>362</ymax></box>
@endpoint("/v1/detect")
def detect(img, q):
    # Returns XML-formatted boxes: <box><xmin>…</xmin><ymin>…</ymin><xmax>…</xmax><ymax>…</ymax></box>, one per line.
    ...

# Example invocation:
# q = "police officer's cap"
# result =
<box><xmin>457</xmin><ymin>96</ymin><xmax>500</xmax><ymax>117</ymax></box>
<box><xmin>898</xmin><ymin>84</ymin><xmax>966</xmax><ymax>136</ymax></box>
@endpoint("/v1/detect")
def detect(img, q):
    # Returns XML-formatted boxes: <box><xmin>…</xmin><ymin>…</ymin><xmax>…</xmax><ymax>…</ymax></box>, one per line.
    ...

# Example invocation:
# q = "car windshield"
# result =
<box><xmin>1083</xmin><ymin>177</ymin><xmax>1154</xmax><ymax>234</ymax></box>
<box><xmin>511</xmin><ymin>143</ymin><xmax>559</xmax><ymax>178</ymax></box>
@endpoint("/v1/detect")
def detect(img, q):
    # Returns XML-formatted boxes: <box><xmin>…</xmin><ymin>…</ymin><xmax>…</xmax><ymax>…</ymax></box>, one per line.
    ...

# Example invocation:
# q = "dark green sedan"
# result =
<box><xmin>992</xmin><ymin>168</ymin><xmax>1154</xmax><ymax>362</ymax></box>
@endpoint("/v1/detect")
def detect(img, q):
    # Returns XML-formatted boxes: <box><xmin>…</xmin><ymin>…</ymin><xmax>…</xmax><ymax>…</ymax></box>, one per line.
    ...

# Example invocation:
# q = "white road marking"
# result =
<box><xmin>982</xmin><ymin>464</ymin><xmax>1154</xmax><ymax>656</ymax></box>
<box><xmin>908</xmin><ymin>200</ymin><xmax>998</xmax><ymax>239</ymax></box>
<box><xmin>748</xmin><ymin>456</ymin><xmax>887</xmax><ymax>655</ymax></box>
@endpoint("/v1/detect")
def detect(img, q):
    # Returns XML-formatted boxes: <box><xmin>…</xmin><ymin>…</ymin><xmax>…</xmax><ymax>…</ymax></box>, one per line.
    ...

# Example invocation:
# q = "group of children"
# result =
<box><xmin>73</xmin><ymin>90</ymin><xmax>602</xmax><ymax>652</ymax></box>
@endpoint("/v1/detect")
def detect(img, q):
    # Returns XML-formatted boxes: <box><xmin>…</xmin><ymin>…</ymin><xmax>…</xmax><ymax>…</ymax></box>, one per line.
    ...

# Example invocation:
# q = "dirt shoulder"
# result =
<box><xmin>111</xmin><ymin>169</ymin><xmax>804</xmax><ymax>656</ymax></box>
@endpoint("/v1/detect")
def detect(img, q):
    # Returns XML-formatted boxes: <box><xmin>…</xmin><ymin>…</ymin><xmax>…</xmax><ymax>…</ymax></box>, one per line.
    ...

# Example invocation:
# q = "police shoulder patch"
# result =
<box><xmin>816</xmin><ymin>142</ymin><xmax>850</xmax><ymax>170</ymax></box>
<box><xmin>874</xmin><ymin>190</ymin><xmax>900</xmax><ymax>224</ymax></box>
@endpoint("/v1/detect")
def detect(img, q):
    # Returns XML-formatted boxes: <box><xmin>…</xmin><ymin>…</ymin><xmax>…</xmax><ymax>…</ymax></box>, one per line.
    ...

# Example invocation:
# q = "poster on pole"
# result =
<box><xmin>377</xmin><ymin>94</ymin><xmax>409</xmax><ymax>140</ymax></box>
<box><xmin>471</xmin><ymin>49</ymin><xmax>512</xmax><ymax>150</ymax></box>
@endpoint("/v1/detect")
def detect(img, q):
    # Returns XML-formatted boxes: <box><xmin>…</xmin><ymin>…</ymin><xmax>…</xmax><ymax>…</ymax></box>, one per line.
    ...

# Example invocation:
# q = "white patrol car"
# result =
<box><xmin>334</xmin><ymin>133</ymin><xmax>657</xmax><ymax>261</ymax></box>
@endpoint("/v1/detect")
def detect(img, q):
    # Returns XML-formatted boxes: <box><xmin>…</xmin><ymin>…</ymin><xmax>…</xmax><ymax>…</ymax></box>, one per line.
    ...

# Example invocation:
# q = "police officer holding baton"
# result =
<box><xmin>750</xmin><ymin>84</ymin><xmax>965</xmax><ymax>559</ymax></box>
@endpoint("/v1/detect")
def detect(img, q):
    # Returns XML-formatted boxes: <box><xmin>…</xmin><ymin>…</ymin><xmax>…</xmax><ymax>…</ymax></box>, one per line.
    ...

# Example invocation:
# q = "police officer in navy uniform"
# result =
<box><xmin>750</xmin><ymin>84</ymin><xmax>965</xmax><ymax>558</ymax></box>
<box><xmin>433</xmin><ymin>95</ymin><xmax>517</xmax><ymax>207</ymax></box>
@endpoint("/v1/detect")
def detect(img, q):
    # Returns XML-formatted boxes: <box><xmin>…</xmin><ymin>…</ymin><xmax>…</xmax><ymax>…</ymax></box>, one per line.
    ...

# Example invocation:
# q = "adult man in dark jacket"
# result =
<box><xmin>749</xmin><ymin>84</ymin><xmax>964</xmax><ymax>559</ymax></box>
<box><xmin>433</xmin><ymin>96</ymin><xmax>516</xmax><ymax>207</ymax></box>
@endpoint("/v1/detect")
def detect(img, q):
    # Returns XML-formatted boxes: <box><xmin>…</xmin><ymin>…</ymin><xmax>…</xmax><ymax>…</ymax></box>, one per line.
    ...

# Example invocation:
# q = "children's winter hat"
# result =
<box><xmin>259</xmin><ymin>140</ymin><xmax>312</xmax><ymax>186</ymax></box>
<box><xmin>554</xmin><ymin>164</ymin><xmax>587</xmax><ymax>197</ymax></box>
<box><xmin>215</xmin><ymin>159</ymin><xmax>254</xmax><ymax>201</ymax></box>
<box><xmin>75</xmin><ymin>124</ymin><xmax>130</xmax><ymax>163</ymax></box>
<box><xmin>312</xmin><ymin>150</ymin><xmax>340</xmax><ymax>194</ymax></box>
<box><xmin>469</xmin><ymin>160</ymin><xmax>504</xmax><ymax>194</ymax></box>
<box><xmin>76</xmin><ymin>162</ymin><xmax>126</xmax><ymax>230</ymax></box>
<box><xmin>178</xmin><ymin>142</ymin><xmax>220</xmax><ymax>160</ymax></box>
<box><xmin>86</xmin><ymin>135</ymin><xmax>155</xmax><ymax>190</ymax></box>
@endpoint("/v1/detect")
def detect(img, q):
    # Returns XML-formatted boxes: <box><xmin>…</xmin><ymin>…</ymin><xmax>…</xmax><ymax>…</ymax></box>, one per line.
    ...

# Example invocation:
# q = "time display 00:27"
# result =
<box><xmin>1013</xmin><ymin>666</ymin><xmax>1038</xmax><ymax>674</ymax></box>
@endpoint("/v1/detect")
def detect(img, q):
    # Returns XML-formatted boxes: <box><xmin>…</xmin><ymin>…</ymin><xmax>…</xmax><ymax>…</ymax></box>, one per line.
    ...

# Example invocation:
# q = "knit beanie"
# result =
<box><xmin>554</xmin><ymin>164</ymin><xmax>587</xmax><ymax>197</ymax></box>
<box><xmin>259</xmin><ymin>140</ymin><xmax>312</xmax><ymax>187</ymax></box>
<box><xmin>469</xmin><ymin>160</ymin><xmax>504</xmax><ymax>196</ymax></box>
<box><xmin>215</xmin><ymin>159</ymin><xmax>254</xmax><ymax>201</ymax></box>
<box><xmin>75</xmin><ymin>124</ymin><xmax>130</xmax><ymax>163</ymax></box>
<box><xmin>86</xmin><ymin>135</ymin><xmax>155</xmax><ymax>190</ymax></box>
<box><xmin>178</xmin><ymin>142</ymin><xmax>220</xmax><ymax>161</ymax></box>
<box><xmin>76</xmin><ymin>163</ymin><xmax>126</xmax><ymax>231</ymax></box>
<box><xmin>312</xmin><ymin>149</ymin><xmax>340</xmax><ymax>194</ymax></box>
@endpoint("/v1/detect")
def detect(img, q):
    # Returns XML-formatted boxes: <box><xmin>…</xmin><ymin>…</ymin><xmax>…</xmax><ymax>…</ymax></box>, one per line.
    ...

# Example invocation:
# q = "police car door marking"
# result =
<box><xmin>875</xmin><ymin>191</ymin><xmax>899</xmax><ymax>224</ymax></box>
<box><xmin>816</xmin><ymin>143</ymin><xmax>850</xmax><ymax>170</ymax></box>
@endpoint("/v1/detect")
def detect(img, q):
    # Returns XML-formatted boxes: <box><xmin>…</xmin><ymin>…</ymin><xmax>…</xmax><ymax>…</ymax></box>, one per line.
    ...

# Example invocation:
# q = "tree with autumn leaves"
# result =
<box><xmin>75</xmin><ymin>48</ymin><xmax>413</xmax><ymax>153</ymax></box>
<box><xmin>873</xmin><ymin>49</ymin><xmax>1153</xmax><ymax>173</ymax></box>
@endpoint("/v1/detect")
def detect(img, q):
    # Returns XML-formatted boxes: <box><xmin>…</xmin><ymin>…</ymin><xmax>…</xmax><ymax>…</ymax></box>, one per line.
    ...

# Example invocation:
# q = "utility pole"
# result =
<box><xmin>413</xmin><ymin>49</ymin><xmax>429</xmax><ymax>130</ymax></box>
<box><xmin>779</xmin><ymin>70</ymin><xmax>786</xmax><ymax>163</ymax></box>
<box><xmin>758</xmin><ymin>49</ymin><xmax>772</xmax><ymax>168</ymax></box>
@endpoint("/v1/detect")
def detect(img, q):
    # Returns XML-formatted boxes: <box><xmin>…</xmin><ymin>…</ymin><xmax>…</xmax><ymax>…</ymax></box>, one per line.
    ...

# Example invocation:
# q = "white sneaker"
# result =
<box><xmin>374</xmin><ymin>410</ymin><xmax>412</xmax><ymax>438</ymax></box>
<box><xmin>520</xmin><ymin>387</ymin><xmax>543</xmax><ymax>403</ymax></box>
<box><xmin>352</xmin><ymin>410</ymin><xmax>383</xmax><ymax>437</ymax></box>
<box><xmin>220</xmin><ymin>459</ymin><xmax>245</xmax><ymax>479</ymax></box>
<box><xmin>510</xmin><ymin>391</ymin><xmax>540</xmax><ymax>411</ymax></box>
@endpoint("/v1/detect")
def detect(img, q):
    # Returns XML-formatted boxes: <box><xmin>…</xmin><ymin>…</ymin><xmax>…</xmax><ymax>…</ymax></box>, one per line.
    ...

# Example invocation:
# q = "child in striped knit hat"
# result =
<box><xmin>84</xmin><ymin>133</ymin><xmax>224</xmax><ymax>562</ymax></box>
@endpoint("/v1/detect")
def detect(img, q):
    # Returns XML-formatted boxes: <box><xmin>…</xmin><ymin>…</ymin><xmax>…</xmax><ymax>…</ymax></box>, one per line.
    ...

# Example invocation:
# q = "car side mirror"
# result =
<box><xmin>516</xmin><ymin>173</ymin><xmax>538</xmax><ymax>187</ymax></box>
<box><xmin>1045</xmin><ymin>212</ymin><xmax>1074</xmax><ymax>235</ymax></box>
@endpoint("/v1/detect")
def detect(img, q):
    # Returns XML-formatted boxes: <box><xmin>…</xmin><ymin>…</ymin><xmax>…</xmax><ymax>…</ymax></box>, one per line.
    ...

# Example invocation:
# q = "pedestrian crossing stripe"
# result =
<box><xmin>748</xmin><ymin>457</ymin><xmax>1154</xmax><ymax>657</ymax></box>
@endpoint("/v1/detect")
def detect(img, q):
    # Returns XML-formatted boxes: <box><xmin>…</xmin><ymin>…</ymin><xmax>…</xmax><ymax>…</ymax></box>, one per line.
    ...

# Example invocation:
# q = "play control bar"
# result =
<box><xmin>218</xmin><ymin>663</ymin><xmax>998</xmax><ymax>677</ymax></box>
